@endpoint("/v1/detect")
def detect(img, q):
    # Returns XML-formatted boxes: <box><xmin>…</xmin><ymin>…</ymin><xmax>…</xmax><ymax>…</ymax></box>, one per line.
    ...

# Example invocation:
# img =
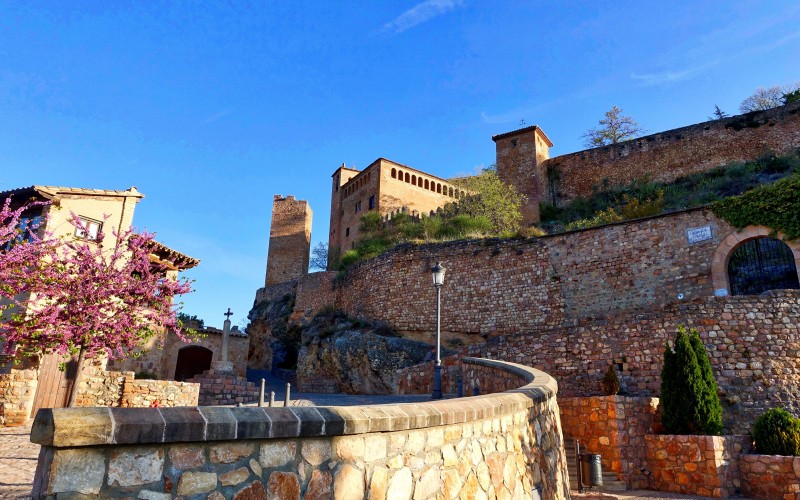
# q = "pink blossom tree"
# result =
<box><xmin>1</xmin><ymin>197</ymin><xmax>192</xmax><ymax>403</ymax></box>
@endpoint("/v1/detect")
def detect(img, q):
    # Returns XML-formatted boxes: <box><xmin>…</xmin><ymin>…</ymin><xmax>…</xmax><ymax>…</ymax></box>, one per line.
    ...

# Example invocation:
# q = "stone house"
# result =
<box><xmin>0</xmin><ymin>185</ymin><xmax>213</xmax><ymax>424</ymax></box>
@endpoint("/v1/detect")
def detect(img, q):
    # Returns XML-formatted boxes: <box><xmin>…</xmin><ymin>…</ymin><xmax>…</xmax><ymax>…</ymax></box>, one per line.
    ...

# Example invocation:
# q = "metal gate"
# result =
<box><xmin>728</xmin><ymin>237</ymin><xmax>800</xmax><ymax>296</ymax></box>
<box><xmin>30</xmin><ymin>352</ymin><xmax>79</xmax><ymax>416</ymax></box>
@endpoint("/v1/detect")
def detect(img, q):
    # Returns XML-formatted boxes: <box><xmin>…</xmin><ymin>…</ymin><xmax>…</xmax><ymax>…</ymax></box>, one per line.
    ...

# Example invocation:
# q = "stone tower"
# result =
<box><xmin>265</xmin><ymin>195</ymin><xmax>313</xmax><ymax>286</ymax></box>
<box><xmin>492</xmin><ymin>125</ymin><xmax>553</xmax><ymax>225</ymax></box>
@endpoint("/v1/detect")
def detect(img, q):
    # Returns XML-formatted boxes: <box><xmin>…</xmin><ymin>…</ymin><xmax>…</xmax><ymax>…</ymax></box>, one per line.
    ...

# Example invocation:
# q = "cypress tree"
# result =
<box><xmin>688</xmin><ymin>328</ymin><xmax>723</xmax><ymax>435</ymax></box>
<box><xmin>660</xmin><ymin>326</ymin><xmax>723</xmax><ymax>435</ymax></box>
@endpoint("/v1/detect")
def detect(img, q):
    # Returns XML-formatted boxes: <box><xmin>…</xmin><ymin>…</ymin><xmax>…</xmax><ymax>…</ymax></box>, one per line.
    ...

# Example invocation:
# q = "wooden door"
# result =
<box><xmin>31</xmin><ymin>353</ymin><xmax>78</xmax><ymax>417</ymax></box>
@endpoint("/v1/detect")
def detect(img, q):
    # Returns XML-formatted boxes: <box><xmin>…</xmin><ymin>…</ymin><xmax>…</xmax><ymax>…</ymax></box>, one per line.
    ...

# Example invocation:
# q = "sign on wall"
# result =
<box><xmin>687</xmin><ymin>226</ymin><xmax>713</xmax><ymax>244</ymax></box>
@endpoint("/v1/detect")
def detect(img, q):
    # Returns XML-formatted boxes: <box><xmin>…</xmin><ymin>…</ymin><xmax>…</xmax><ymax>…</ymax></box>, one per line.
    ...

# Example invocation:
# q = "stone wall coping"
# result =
<box><xmin>31</xmin><ymin>357</ymin><xmax>557</xmax><ymax>448</ymax></box>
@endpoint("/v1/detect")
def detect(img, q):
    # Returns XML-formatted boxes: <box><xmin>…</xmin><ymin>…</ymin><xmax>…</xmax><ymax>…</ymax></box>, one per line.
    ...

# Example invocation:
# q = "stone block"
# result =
<box><xmin>229</xmin><ymin>407</ymin><xmax>271</xmax><ymax>439</ymax></box>
<box><xmin>169</xmin><ymin>445</ymin><xmax>205</xmax><ymax>470</ymax></box>
<box><xmin>210</xmin><ymin>442</ymin><xmax>255</xmax><ymax>464</ymax></box>
<box><xmin>301</xmin><ymin>439</ymin><xmax>332</xmax><ymax>466</ymax></box>
<box><xmin>110</xmin><ymin>408</ymin><xmax>166</xmax><ymax>444</ymax></box>
<box><xmin>162</xmin><ymin>407</ymin><xmax>206</xmax><ymax>442</ymax></box>
<box><xmin>306</xmin><ymin>469</ymin><xmax>333</xmax><ymax>500</ymax></box>
<box><xmin>177</xmin><ymin>471</ymin><xmax>217</xmax><ymax>495</ymax></box>
<box><xmin>291</xmin><ymin>407</ymin><xmax>326</xmax><ymax>436</ymax></box>
<box><xmin>107</xmin><ymin>448</ymin><xmax>165</xmax><ymax>487</ymax></box>
<box><xmin>268</xmin><ymin>471</ymin><xmax>300</xmax><ymax>499</ymax></box>
<box><xmin>265</xmin><ymin>408</ymin><xmax>301</xmax><ymax>438</ymax></box>
<box><xmin>199</xmin><ymin>406</ymin><xmax>238</xmax><ymax>441</ymax></box>
<box><xmin>333</xmin><ymin>463</ymin><xmax>364</xmax><ymax>500</ymax></box>
<box><xmin>220</xmin><ymin>467</ymin><xmax>251</xmax><ymax>486</ymax></box>
<box><xmin>49</xmin><ymin>448</ymin><xmax>106</xmax><ymax>495</ymax></box>
<box><xmin>233</xmin><ymin>480</ymin><xmax>267</xmax><ymax>500</ymax></box>
<box><xmin>259</xmin><ymin>440</ymin><xmax>297</xmax><ymax>468</ymax></box>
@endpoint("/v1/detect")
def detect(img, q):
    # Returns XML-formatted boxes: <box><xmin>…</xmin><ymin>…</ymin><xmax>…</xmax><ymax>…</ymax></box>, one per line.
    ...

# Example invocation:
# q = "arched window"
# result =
<box><xmin>411</xmin><ymin>175</ymin><xmax>417</xmax><ymax>185</ymax></box>
<box><xmin>391</xmin><ymin>168</ymin><xmax>397</xmax><ymax>179</ymax></box>
<box><xmin>728</xmin><ymin>237</ymin><xmax>799</xmax><ymax>295</ymax></box>
<box><xmin>417</xmin><ymin>177</ymin><xmax>423</xmax><ymax>187</ymax></box>
<box><xmin>424</xmin><ymin>179</ymin><xmax>429</xmax><ymax>189</ymax></box>
<box><xmin>437</xmin><ymin>183</ymin><xmax>442</xmax><ymax>194</ymax></box>
<box><xmin>448</xmin><ymin>187</ymin><xmax>454</xmax><ymax>197</ymax></box>
<box><xmin>405</xmin><ymin>172</ymin><xmax>410</xmax><ymax>183</ymax></box>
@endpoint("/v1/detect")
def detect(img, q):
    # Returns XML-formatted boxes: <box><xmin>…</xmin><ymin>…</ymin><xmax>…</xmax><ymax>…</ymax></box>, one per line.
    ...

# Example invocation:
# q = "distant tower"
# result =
<box><xmin>492</xmin><ymin>125</ymin><xmax>553</xmax><ymax>225</ymax></box>
<box><xmin>265</xmin><ymin>195</ymin><xmax>313</xmax><ymax>286</ymax></box>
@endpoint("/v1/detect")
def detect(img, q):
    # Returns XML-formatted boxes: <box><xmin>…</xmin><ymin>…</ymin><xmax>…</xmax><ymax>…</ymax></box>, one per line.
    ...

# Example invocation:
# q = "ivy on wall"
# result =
<box><xmin>711</xmin><ymin>173</ymin><xmax>800</xmax><ymax>240</ymax></box>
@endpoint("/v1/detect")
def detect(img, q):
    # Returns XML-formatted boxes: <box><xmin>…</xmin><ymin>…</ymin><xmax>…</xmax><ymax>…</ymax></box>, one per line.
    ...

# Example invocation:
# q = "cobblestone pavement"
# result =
<box><xmin>0</xmin><ymin>422</ymin><xmax>36</xmax><ymax>500</ymax></box>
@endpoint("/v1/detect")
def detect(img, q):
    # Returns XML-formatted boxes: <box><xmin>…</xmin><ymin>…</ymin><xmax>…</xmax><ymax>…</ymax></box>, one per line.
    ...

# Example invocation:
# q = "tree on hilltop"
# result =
<box><xmin>446</xmin><ymin>166</ymin><xmax>525</xmax><ymax>235</ymax></box>
<box><xmin>739</xmin><ymin>82</ymin><xmax>800</xmax><ymax>113</ymax></box>
<box><xmin>581</xmin><ymin>106</ymin><xmax>646</xmax><ymax>148</ymax></box>
<box><xmin>309</xmin><ymin>242</ymin><xmax>328</xmax><ymax>272</ymax></box>
<box><xmin>1</xmin><ymin>197</ymin><xmax>192</xmax><ymax>404</ymax></box>
<box><xmin>709</xmin><ymin>105</ymin><xmax>728</xmax><ymax>120</ymax></box>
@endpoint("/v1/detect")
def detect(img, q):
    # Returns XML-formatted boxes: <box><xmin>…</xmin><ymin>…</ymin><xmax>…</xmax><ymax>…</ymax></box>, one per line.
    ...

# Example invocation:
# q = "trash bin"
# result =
<box><xmin>580</xmin><ymin>453</ymin><xmax>603</xmax><ymax>487</ymax></box>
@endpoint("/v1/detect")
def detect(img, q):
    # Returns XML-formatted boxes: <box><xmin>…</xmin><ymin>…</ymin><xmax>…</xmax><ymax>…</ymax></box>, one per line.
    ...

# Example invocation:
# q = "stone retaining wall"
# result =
<box><xmin>644</xmin><ymin>434</ymin><xmax>748</xmax><ymax>498</ymax></box>
<box><xmin>189</xmin><ymin>371</ymin><xmax>258</xmax><ymax>406</ymax></box>
<box><xmin>739</xmin><ymin>453</ymin><xmax>800</xmax><ymax>499</ymax></box>
<box><xmin>0</xmin><ymin>364</ymin><xmax>38</xmax><ymax>426</ymax></box>
<box><xmin>30</xmin><ymin>358</ymin><xmax>570</xmax><ymax>499</ymax></box>
<box><xmin>559</xmin><ymin>396</ymin><xmax>659</xmax><ymax>489</ymax></box>
<box><xmin>73</xmin><ymin>369</ymin><xmax>199</xmax><ymax>409</ymax></box>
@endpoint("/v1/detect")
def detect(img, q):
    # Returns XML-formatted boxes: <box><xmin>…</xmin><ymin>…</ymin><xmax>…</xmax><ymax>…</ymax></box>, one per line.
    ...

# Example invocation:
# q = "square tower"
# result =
<box><xmin>265</xmin><ymin>195</ymin><xmax>313</xmax><ymax>286</ymax></box>
<box><xmin>492</xmin><ymin>125</ymin><xmax>553</xmax><ymax>225</ymax></box>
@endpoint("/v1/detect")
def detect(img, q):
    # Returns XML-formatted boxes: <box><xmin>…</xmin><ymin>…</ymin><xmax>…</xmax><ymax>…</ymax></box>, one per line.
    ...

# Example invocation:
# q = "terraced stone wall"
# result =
<box><xmin>30</xmin><ymin>359</ymin><xmax>570</xmax><ymax>499</ymax></box>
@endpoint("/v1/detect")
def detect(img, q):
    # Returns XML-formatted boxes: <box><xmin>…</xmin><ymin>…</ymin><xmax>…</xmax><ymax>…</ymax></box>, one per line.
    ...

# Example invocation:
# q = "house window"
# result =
<box><xmin>511</xmin><ymin>138</ymin><xmax>518</xmax><ymax>147</ymax></box>
<box><xmin>74</xmin><ymin>217</ymin><xmax>103</xmax><ymax>241</ymax></box>
<box><xmin>2</xmin><ymin>214</ymin><xmax>43</xmax><ymax>250</ymax></box>
<box><xmin>368</xmin><ymin>195</ymin><xmax>375</xmax><ymax>210</ymax></box>
<box><xmin>355</xmin><ymin>201</ymin><xmax>362</xmax><ymax>213</ymax></box>
<box><xmin>345</xmin><ymin>227</ymin><xmax>350</xmax><ymax>237</ymax></box>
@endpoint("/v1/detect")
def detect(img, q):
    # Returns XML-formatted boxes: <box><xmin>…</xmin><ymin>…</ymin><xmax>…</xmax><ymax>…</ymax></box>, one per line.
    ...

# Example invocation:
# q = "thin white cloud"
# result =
<box><xmin>383</xmin><ymin>0</ymin><xmax>463</xmax><ymax>34</ymax></box>
<box><xmin>630</xmin><ymin>69</ymin><xmax>693</xmax><ymax>86</ymax></box>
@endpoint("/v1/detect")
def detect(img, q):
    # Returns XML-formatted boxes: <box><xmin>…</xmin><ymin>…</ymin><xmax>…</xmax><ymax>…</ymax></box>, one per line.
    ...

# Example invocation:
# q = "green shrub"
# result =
<box><xmin>752</xmin><ymin>408</ymin><xmax>800</xmax><ymax>456</ymax></box>
<box><xmin>134</xmin><ymin>371</ymin><xmax>158</xmax><ymax>380</ymax></box>
<box><xmin>712</xmin><ymin>173</ymin><xmax>800</xmax><ymax>240</ymax></box>
<box><xmin>601</xmin><ymin>364</ymin><xmax>621</xmax><ymax>396</ymax></box>
<box><xmin>660</xmin><ymin>326</ymin><xmax>723</xmax><ymax>435</ymax></box>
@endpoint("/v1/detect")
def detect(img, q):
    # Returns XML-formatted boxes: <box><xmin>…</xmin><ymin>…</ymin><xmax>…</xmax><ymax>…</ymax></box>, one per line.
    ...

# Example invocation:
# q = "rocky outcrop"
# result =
<box><xmin>246</xmin><ymin>283</ymin><xmax>296</xmax><ymax>371</ymax></box>
<box><xmin>297</xmin><ymin>315</ymin><xmax>432</xmax><ymax>394</ymax></box>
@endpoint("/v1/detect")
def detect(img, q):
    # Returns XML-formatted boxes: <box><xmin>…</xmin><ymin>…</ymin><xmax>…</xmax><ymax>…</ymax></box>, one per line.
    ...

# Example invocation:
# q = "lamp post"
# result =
<box><xmin>431</xmin><ymin>262</ymin><xmax>446</xmax><ymax>399</ymax></box>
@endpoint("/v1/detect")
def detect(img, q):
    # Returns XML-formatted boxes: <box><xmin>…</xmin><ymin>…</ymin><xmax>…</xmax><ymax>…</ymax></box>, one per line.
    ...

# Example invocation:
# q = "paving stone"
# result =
<box><xmin>199</xmin><ymin>407</ymin><xmax>238</xmax><ymax>441</ymax></box>
<box><xmin>162</xmin><ymin>407</ymin><xmax>206</xmax><ymax>442</ymax></box>
<box><xmin>110</xmin><ymin>408</ymin><xmax>166</xmax><ymax>444</ymax></box>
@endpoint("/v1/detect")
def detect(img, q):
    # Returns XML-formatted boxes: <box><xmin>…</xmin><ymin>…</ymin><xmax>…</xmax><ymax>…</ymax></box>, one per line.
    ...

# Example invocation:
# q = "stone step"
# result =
<box><xmin>567</xmin><ymin>453</ymin><xmax>627</xmax><ymax>492</ymax></box>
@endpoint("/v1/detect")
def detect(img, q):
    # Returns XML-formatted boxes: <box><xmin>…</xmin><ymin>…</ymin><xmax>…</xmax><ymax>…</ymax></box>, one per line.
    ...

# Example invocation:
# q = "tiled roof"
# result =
<box><xmin>0</xmin><ymin>185</ymin><xmax>144</xmax><ymax>200</ymax></box>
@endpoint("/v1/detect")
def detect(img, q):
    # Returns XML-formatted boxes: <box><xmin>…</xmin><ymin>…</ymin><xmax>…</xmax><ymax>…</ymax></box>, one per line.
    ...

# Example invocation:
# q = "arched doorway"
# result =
<box><xmin>174</xmin><ymin>346</ymin><xmax>212</xmax><ymax>381</ymax></box>
<box><xmin>728</xmin><ymin>237</ymin><xmax>800</xmax><ymax>295</ymax></box>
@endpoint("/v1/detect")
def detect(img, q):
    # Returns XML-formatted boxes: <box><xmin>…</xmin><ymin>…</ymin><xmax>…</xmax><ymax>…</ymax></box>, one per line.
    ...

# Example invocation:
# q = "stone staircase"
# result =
<box><xmin>565</xmin><ymin>438</ymin><xmax>627</xmax><ymax>493</ymax></box>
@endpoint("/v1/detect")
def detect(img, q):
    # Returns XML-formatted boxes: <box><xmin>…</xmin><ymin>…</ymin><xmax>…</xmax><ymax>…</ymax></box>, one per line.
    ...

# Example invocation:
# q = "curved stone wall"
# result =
<box><xmin>30</xmin><ymin>358</ymin><xmax>570</xmax><ymax>499</ymax></box>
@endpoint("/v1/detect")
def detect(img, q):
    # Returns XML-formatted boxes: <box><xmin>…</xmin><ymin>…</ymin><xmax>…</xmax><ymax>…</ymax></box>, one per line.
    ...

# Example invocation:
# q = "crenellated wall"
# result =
<box><xmin>30</xmin><ymin>358</ymin><xmax>570</xmax><ymax>499</ymax></box>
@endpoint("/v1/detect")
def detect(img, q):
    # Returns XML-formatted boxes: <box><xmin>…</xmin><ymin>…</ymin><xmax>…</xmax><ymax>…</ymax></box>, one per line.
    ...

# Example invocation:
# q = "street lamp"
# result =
<box><xmin>431</xmin><ymin>262</ymin><xmax>446</xmax><ymax>399</ymax></box>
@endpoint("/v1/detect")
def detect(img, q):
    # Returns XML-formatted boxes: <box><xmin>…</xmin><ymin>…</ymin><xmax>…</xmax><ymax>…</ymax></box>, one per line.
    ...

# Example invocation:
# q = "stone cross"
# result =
<box><xmin>221</xmin><ymin>308</ymin><xmax>232</xmax><ymax>363</ymax></box>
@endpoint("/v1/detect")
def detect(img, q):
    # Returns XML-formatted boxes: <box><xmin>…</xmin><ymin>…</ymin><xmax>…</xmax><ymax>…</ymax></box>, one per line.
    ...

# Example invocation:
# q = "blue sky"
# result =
<box><xmin>2</xmin><ymin>1</ymin><xmax>798</xmax><ymax>328</ymax></box>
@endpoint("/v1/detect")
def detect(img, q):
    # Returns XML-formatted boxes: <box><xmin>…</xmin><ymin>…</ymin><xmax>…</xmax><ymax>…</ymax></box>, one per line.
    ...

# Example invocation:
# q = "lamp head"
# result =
<box><xmin>431</xmin><ymin>262</ymin><xmax>446</xmax><ymax>287</ymax></box>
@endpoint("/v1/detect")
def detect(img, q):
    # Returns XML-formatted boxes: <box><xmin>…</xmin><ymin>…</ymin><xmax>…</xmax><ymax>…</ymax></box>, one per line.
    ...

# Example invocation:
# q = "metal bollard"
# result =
<box><xmin>258</xmin><ymin>378</ymin><xmax>265</xmax><ymax>407</ymax></box>
<box><xmin>284</xmin><ymin>383</ymin><xmax>291</xmax><ymax>407</ymax></box>
<box><xmin>269</xmin><ymin>391</ymin><xmax>275</xmax><ymax>407</ymax></box>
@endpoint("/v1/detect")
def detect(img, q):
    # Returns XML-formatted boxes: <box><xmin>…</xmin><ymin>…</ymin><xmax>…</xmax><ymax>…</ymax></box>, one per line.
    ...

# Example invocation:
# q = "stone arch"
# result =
<box><xmin>424</xmin><ymin>179</ymin><xmax>429</xmax><ymax>189</ymax></box>
<box><xmin>437</xmin><ymin>183</ymin><xmax>442</xmax><ymax>194</ymax></box>
<box><xmin>411</xmin><ymin>174</ymin><xmax>417</xmax><ymax>185</ymax></box>
<box><xmin>174</xmin><ymin>345</ymin><xmax>213</xmax><ymax>381</ymax></box>
<box><xmin>405</xmin><ymin>172</ymin><xmax>410</xmax><ymax>183</ymax></box>
<box><xmin>711</xmin><ymin>225</ymin><xmax>800</xmax><ymax>296</ymax></box>
<box><xmin>391</xmin><ymin>168</ymin><xmax>396</xmax><ymax>179</ymax></box>
<box><xmin>448</xmin><ymin>187</ymin><xmax>454</xmax><ymax>197</ymax></box>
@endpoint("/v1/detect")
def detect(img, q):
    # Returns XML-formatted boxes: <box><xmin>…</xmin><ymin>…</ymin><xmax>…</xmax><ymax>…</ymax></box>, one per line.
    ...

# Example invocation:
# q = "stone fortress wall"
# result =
<box><xmin>30</xmin><ymin>358</ymin><xmax>570</xmax><ymax>500</ymax></box>
<box><xmin>269</xmin><ymin>207</ymin><xmax>800</xmax><ymax>434</ymax></box>
<box><xmin>541</xmin><ymin>101</ymin><xmax>800</xmax><ymax>205</ymax></box>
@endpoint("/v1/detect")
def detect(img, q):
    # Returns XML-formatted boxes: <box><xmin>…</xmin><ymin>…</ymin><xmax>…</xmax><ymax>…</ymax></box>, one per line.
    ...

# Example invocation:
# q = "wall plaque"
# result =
<box><xmin>687</xmin><ymin>226</ymin><xmax>712</xmax><ymax>244</ymax></box>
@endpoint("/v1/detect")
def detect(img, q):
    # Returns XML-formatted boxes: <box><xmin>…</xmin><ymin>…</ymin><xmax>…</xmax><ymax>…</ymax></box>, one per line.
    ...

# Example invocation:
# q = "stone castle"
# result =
<box><xmin>251</xmin><ymin>102</ymin><xmax>800</xmax><ymax>425</ymax></box>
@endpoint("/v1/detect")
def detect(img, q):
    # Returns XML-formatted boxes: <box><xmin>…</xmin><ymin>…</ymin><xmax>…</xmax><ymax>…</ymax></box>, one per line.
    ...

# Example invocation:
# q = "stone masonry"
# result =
<box><xmin>265</xmin><ymin>195</ymin><xmax>312</xmax><ymax>286</ymax></box>
<box><xmin>30</xmin><ymin>358</ymin><xmax>570</xmax><ymax>499</ymax></box>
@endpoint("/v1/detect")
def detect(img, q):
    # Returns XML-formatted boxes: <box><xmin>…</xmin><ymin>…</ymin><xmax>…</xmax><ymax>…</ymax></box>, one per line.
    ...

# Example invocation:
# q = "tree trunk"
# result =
<box><xmin>66</xmin><ymin>347</ymin><xmax>86</xmax><ymax>407</ymax></box>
